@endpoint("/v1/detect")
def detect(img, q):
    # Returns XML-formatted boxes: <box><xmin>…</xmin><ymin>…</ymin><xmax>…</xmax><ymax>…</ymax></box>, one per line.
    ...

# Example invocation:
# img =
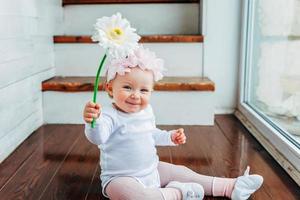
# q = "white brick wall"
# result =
<box><xmin>0</xmin><ymin>0</ymin><xmax>63</xmax><ymax>162</ymax></box>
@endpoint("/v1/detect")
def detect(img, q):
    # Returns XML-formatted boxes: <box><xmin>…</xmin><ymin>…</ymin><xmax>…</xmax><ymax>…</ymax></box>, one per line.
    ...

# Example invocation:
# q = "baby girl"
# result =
<box><xmin>83</xmin><ymin>45</ymin><xmax>263</xmax><ymax>200</ymax></box>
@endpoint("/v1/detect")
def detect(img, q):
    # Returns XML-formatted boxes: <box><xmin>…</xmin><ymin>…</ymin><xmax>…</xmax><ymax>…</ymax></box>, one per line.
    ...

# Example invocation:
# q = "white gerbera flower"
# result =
<box><xmin>91</xmin><ymin>13</ymin><xmax>141</xmax><ymax>58</ymax></box>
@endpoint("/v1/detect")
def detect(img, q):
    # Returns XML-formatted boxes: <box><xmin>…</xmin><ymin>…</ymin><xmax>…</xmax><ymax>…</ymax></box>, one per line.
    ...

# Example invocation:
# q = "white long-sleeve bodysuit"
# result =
<box><xmin>84</xmin><ymin>104</ymin><xmax>175</xmax><ymax>196</ymax></box>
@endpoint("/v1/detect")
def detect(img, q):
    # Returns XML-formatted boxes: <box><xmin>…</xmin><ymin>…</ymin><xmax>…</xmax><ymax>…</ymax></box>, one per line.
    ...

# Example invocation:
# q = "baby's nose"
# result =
<box><xmin>130</xmin><ymin>91</ymin><xmax>140</xmax><ymax>98</ymax></box>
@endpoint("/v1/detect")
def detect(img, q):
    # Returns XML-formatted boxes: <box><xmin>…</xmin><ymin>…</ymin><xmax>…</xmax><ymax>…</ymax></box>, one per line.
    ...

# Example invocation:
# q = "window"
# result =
<box><xmin>238</xmin><ymin>0</ymin><xmax>300</xmax><ymax>184</ymax></box>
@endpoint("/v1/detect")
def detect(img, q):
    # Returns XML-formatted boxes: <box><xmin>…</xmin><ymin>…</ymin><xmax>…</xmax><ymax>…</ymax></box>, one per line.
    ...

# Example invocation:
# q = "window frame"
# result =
<box><xmin>237</xmin><ymin>0</ymin><xmax>300</xmax><ymax>185</ymax></box>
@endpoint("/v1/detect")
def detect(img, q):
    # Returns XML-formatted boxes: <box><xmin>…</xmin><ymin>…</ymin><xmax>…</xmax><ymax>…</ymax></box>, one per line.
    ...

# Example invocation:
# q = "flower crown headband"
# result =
<box><xmin>89</xmin><ymin>13</ymin><xmax>165</xmax><ymax>127</ymax></box>
<box><xmin>106</xmin><ymin>45</ymin><xmax>165</xmax><ymax>82</ymax></box>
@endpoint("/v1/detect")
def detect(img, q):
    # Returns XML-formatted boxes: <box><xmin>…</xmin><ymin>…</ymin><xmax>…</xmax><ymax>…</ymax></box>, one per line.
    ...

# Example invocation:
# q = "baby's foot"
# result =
<box><xmin>231</xmin><ymin>166</ymin><xmax>263</xmax><ymax>200</ymax></box>
<box><xmin>166</xmin><ymin>181</ymin><xmax>204</xmax><ymax>200</ymax></box>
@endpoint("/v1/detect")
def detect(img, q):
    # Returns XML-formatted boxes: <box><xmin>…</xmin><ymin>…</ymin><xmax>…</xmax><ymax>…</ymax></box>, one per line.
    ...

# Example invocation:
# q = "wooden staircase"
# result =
<box><xmin>63</xmin><ymin>0</ymin><xmax>199</xmax><ymax>5</ymax></box>
<box><xmin>53</xmin><ymin>35</ymin><xmax>204</xmax><ymax>43</ymax></box>
<box><xmin>42</xmin><ymin>77</ymin><xmax>214</xmax><ymax>92</ymax></box>
<box><xmin>43</xmin><ymin>0</ymin><xmax>216</xmax><ymax>125</ymax></box>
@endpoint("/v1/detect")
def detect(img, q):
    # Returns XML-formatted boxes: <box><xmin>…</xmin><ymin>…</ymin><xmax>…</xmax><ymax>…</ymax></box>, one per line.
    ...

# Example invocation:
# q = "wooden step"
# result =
<box><xmin>63</xmin><ymin>0</ymin><xmax>199</xmax><ymax>5</ymax></box>
<box><xmin>42</xmin><ymin>76</ymin><xmax>215</xmax><ymax>92</ymax></box>
<box><xmin>54</xmin><ymin>35</ymin><xmax>204</xmax><ymax>43</ymax></box>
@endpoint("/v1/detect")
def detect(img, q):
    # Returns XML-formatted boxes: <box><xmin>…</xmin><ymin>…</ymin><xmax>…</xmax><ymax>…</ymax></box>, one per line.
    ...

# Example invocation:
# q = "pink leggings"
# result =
<box><xmin>106</xmin><ymin>161</ymin><xmax>236</xmax><ymax>200</ymax></box>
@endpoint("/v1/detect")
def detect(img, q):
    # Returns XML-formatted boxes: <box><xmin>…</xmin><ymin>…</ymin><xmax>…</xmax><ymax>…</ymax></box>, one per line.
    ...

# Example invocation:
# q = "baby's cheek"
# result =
<box><xmin>115</xmin><ymin>91</ymin><xmax>128</xmax><ymax>102</ymax></box>
<box><xmin>140</xmin><ymin>103</ymin><xmax>148</xmax><ymax>111</ymax></box>
<box><xmin>141</xmin><ymin>96</ymin><xmax>148</xmax><ymax>105</ymax></box>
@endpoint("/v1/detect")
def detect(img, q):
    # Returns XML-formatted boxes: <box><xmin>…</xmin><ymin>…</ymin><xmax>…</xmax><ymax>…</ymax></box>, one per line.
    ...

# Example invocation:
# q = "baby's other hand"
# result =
<box><xmin>83</xmin><ymin>101</ymin><xmax>101</xmax><ymax>123</ymax></box>
<box><xmin>171</xmin><ymin>128</ymin><xmax>186</xmax><ymax>145</ymax></box>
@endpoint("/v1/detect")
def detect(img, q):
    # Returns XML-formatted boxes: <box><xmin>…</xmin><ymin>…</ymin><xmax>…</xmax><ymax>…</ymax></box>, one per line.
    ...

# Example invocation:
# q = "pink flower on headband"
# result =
<box><xmin>106</xmin><ymin>46</ymin><xmax>165</xmax><ymax>82</ymax></box>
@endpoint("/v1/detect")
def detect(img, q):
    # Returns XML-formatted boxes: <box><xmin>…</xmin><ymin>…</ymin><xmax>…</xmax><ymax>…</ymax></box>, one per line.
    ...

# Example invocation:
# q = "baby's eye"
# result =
<box><xmin>141</xmin><ymin>89</ymin><xmax>150</xmax><ymax>93</ymax></box>
<box><xmin>123</xmin><ymin>85</ymin><xmax>131</xmax><ymax>90</ymax></box>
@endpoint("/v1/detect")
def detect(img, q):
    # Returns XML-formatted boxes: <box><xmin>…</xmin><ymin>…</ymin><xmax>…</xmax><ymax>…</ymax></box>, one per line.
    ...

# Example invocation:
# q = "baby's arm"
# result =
<box><xmin>83</xmin><ymin>101</ymin><xmax>113</xmax><ymax>145</ymax></box>
<box><xmin>152</xmin><ymin>128</ymin><xmax>175</xmax><ymax>146</ymax></box>
<box><xmin>148</xmin><ymin>105</ymin><xmax>185</xmax><ymax>146</ymax></box>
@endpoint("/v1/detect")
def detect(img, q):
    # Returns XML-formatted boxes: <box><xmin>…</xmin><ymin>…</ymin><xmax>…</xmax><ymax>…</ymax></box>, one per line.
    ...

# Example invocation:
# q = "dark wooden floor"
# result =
<box><xmin>0</xmin><ymin>115</ymin><xmax>299</xmax><ymax>200</ymax></box>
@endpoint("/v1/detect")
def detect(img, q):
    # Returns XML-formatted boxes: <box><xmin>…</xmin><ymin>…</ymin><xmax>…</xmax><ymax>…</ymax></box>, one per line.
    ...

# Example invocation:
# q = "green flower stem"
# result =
<box><xmin>91</xmin><ymin>53</ymin><xmax>107</xmax><ymax>128</ymax></box>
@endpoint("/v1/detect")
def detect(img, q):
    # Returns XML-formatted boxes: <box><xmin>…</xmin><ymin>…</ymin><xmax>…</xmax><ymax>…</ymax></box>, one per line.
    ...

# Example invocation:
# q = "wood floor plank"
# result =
<box><xmin>1</xmin><ymin>116</ymin><xmax>300</xmax><ymax>199</ymax></box>
<box><xmin>160</xmin><ymin>125</ymin><xmax>212</xmax><ymax>173</ymax></box>
<box><xmin>0</xmin><ymin>126</ymin><xmax>54</xmax><ymax>189</ymax></box>
<box><xmin>169</xmin><ymin>125</ymin><xmax>239</xmax><ymax>177</ymax></box>
<box><xmin>85</xmin><ymin>166</ymin><xmax>108</xmax><ymax>200</ymax></box>
<box><xmin>0</xmin><ymin>125</ymin><xmax>81</xmax><ymax>200</ymax></box>
<box><xmin>39</xmin><ymin>126</ymin><xmax>99</xmax><ymax>200</ymax></box>
<box><xmin>157</xmin><ymin>146</ymin><xmax>172</xmax><ymax>163</ymax></box>
<box><xmin>215</xmin><ymin>115</ymin><xmax>300</xmax><ymax>200</ymax></box>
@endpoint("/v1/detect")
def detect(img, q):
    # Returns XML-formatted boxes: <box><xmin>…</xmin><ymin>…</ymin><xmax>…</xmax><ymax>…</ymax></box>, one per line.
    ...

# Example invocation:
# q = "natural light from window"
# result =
<box><xmin>246</xmin><ymin>0</ymin><xmax>300</xmax><ymax>146</ymax></box>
